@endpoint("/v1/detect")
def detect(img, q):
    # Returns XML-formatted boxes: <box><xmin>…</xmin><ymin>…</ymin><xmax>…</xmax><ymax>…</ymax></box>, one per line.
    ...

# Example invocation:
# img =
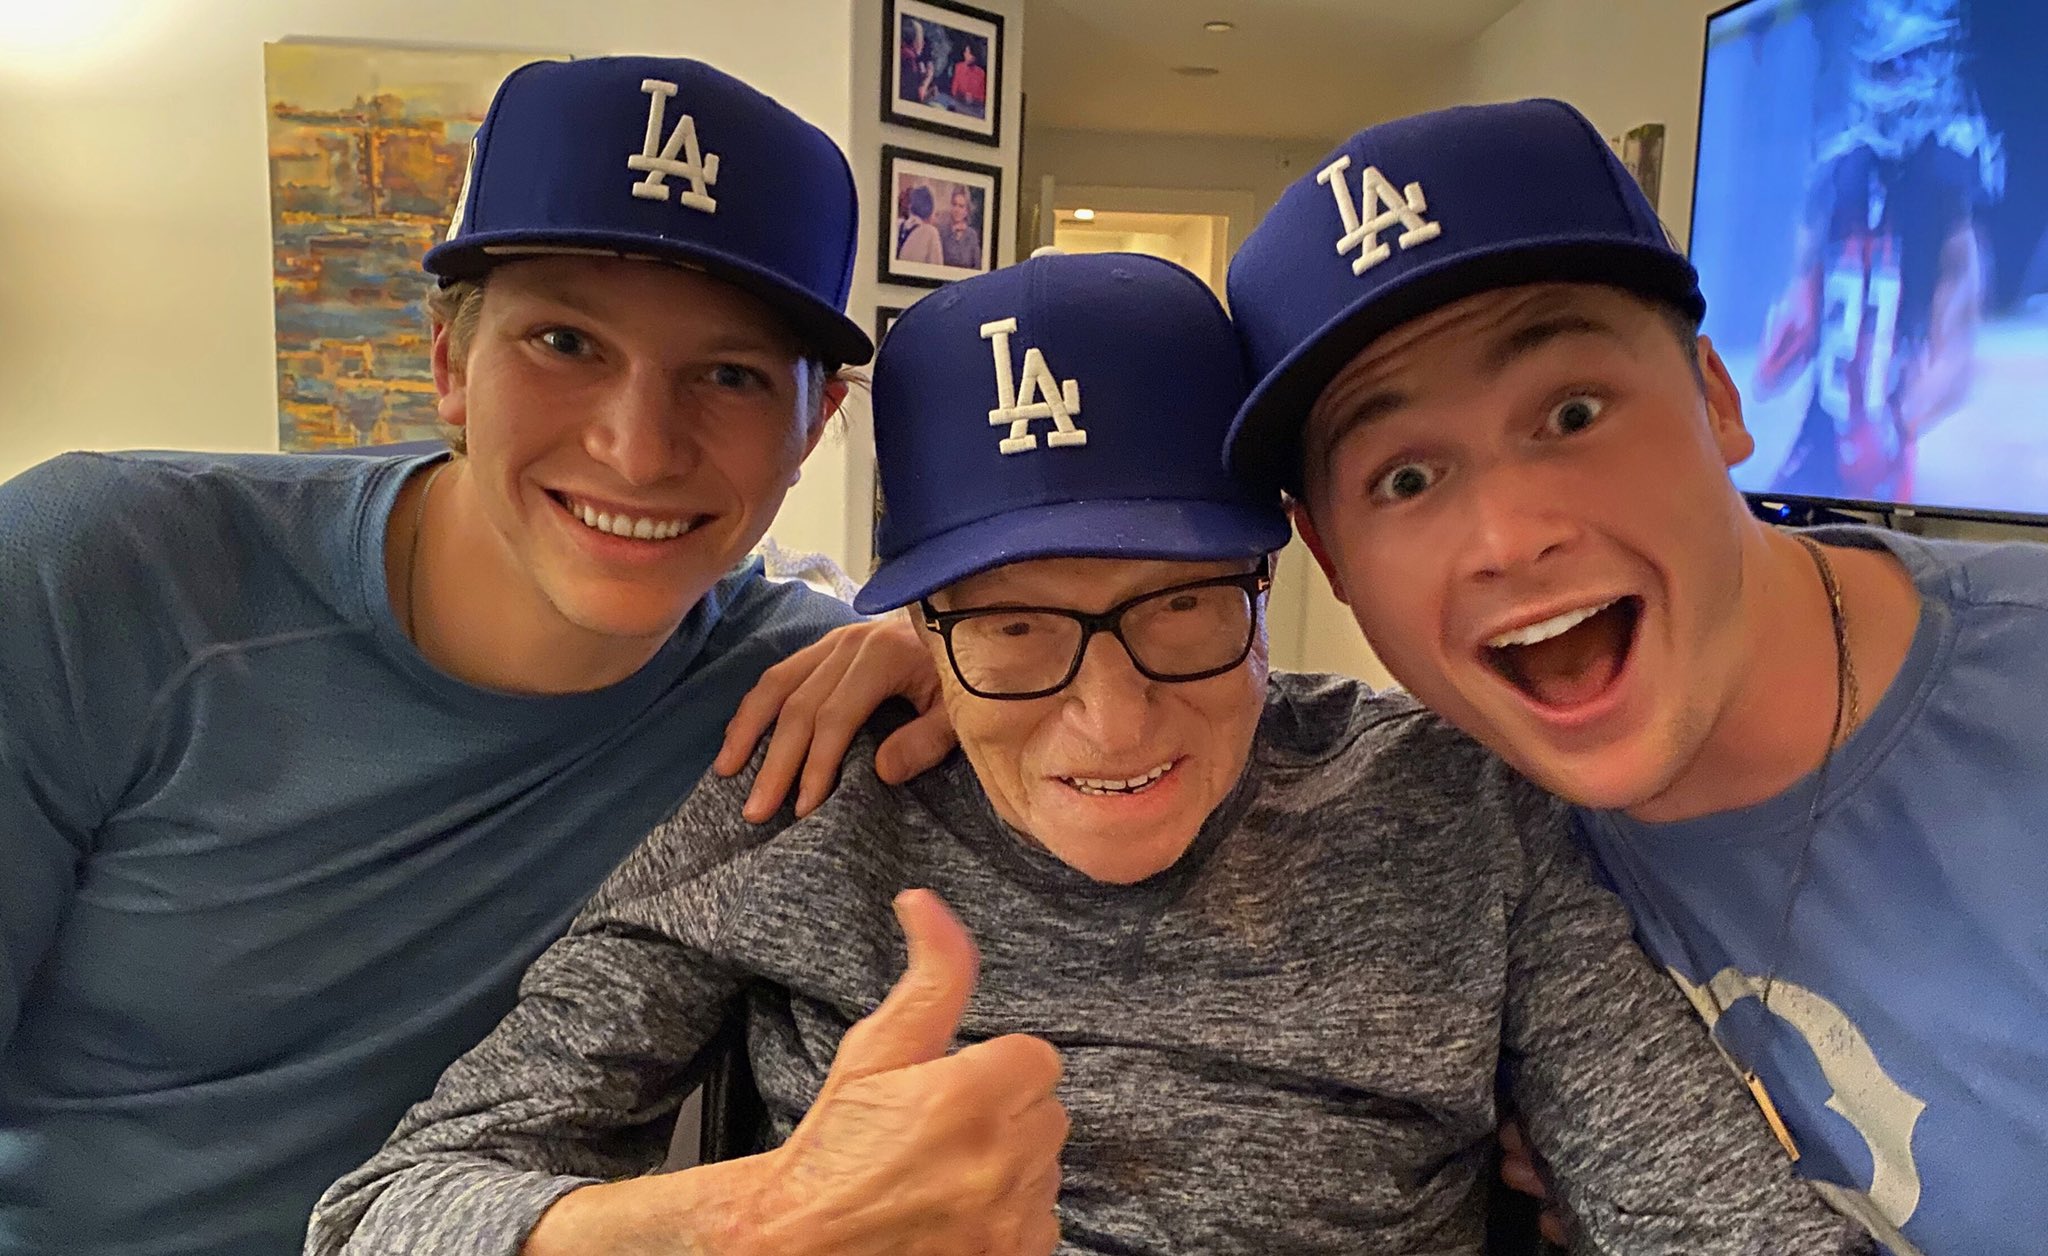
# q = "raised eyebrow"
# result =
<box><xmin>1313</xmin><ymin>388</ymin><xmax>1411</xmax><ymax>485</ymax></box>
<box><xmin>1310</xmin><ymin>312</ymin><xmax>1627</xmax><ymax>482</ymax></box>
<box><xmin>1481</xmin><ymin>314</ymin><xmax>1625</xmax><ymax>377</ymax></box>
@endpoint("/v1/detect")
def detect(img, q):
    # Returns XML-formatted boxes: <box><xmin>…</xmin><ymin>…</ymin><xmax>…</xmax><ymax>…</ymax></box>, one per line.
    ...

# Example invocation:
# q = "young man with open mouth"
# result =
<box><xmin>1223</xmin><ymin>98</ymin><xmax>2048</xmax><ymax>1255</ymax></box>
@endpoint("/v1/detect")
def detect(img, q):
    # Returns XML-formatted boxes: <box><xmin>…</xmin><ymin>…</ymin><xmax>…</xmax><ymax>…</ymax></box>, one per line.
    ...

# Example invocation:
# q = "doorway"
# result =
<box><xmin>1052</xmin><ymin>208</ymin><xmax>1231</xmax><ymax>296</ymax></box>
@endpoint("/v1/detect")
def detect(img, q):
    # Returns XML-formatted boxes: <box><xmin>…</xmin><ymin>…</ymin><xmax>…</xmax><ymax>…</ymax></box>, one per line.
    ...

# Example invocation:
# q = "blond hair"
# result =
<box><xmin>424</xmin><ymin>280</ymin><xmax>488</xmax><ymax>454</ymax></box>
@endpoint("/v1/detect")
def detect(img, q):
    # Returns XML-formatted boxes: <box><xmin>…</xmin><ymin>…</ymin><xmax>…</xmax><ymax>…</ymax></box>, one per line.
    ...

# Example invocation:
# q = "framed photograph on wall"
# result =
<box><xmin>875</xmin><ymin>304</ymin><xmax>908</xmax><ymax>346</ymax></box>
<box><xmin>879</xmin><ymin>145</ymin><xmax>1001</xmax><ymax>287</ymax></box>
<box><xmin>884</xmin><ymin>0</ymin><xmax>1003</xmax><ymax>146</ymax></box>
<box><xmin>1620</xmin><ymin>121</ymin><xmax>1666</xmax><ymax>213</ymax></box>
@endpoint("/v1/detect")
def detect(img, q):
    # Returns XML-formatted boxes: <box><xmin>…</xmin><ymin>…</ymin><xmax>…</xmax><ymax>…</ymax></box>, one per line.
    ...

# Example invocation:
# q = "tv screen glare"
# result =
<box><xmin>1691</xmin><ymin>0</ymin><xmax>2048</xmax><ymax>521</ymax></box>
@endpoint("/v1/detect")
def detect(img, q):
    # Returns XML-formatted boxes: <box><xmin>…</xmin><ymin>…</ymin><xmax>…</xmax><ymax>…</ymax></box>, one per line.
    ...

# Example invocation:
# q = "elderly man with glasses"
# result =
<box><xmin>307</xmin><ymin>253</ymin><xmax>1868</xmax><ymax>1256</ymax></box>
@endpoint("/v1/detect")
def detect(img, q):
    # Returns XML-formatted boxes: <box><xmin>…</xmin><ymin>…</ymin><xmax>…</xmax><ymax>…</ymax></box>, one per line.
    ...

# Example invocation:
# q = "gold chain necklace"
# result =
<box><xmin>1740</xmin><ymin>533</ymin><xmax>1863</xmax><ymax>1162</ymax></box>
<box><xmin>403</xmin><ymin>461</ymin><xmax>448</xmax><ymax>646</ymax></box>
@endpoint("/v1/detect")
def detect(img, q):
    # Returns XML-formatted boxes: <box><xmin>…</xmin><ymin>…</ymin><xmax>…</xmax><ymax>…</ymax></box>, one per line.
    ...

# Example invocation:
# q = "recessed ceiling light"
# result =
<box><xmin>1203</xmin><ymin>20</ymin><xmax>1234</xmax><ymax>33</ymax></box>
<box><xmin>1171</xmin><ymin>65</ymin><xmax>1220</xmax><ymax>77</ymax></box>
<box><xmin>1071</xmin><ymin>207</ymin><xmax>1097</xmax><ymax>221</ymax></box>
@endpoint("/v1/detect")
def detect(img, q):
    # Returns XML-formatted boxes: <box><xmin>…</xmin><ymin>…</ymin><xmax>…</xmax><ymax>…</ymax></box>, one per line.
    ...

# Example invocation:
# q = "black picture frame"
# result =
<box><xmin>878</xmin><ymin>144</ymin><xmax>1002</xmax><ymax>289</ymax></box>
<box><xmin>883</xmin><ymin>0</ymin><xmax>1004</xmax><ymax>147</ymax></box>
<box><xmin>875</xmin><ymin>304</ymin><xmax>908</xmax><ymax>346</ymax></box>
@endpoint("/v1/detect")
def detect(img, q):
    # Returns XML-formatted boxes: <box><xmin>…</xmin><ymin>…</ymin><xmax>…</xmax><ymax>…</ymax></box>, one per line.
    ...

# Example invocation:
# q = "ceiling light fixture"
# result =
<box><xmin>1203</xmin><ymin>20</ymin><xmax>1234</xmax><ymax>33</ymax></box>
<box><xmin>1071</xmin><ymin>208</ymin><xmax>1097</xmax><ymax>221</ymax></box>
<box><xmin>1171</xmin><ymin>65</ymin><xmax>1220</xmax><ymax>78</ymax></box>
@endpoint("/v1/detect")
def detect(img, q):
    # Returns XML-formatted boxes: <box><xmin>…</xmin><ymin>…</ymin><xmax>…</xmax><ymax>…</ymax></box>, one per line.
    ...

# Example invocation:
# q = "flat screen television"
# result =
<box><xmin>1690</xmin><ymin>0</ymin><xmax>2048</xmax><ymax>523</ymax></box>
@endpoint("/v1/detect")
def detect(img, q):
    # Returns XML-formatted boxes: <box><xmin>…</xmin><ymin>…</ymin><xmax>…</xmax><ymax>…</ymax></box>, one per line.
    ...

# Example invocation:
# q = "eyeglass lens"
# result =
<box><xmin>946</xmin><ymin>582</ymin><xmax>1255</xmax><ymax>697</ymax></box>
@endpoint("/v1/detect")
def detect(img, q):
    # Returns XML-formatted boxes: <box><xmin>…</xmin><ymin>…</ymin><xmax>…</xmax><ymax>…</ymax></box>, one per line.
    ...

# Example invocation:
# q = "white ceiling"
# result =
<box><xmin>1022</xmin><ymin>0</ymin><xmax>1521</xmax><ymax>142</ymax></box>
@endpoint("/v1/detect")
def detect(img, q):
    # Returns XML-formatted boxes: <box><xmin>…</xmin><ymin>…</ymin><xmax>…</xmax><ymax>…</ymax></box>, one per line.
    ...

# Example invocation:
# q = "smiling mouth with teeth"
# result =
<box><xmin>1060</xmin><ymin>761</ymin><xmax>1176</xmax><ymax>797</ymax></box>
<box><xmin>553</xmin><ymin>492</ymin><xmax>698</xmax><ymax>542</ymax></box>
<box><xmin>1484</xmin><ymin>596</ymin><xmax>1642</xmax><ymax>710</ymax></box>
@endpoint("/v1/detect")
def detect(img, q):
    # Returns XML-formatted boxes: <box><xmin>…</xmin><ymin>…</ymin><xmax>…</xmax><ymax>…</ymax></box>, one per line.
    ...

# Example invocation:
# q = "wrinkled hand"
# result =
<box><xmin>757</xmin><ymin>890</ymin><xmax>1067</xmax><ymax>1256</ymax></box>
<box><xmin>715</xmin><ymin>616</ymin><xmax>954</xmax><ymax>822</ymax></box>
<box><xmin>1499</xmin><ymin>1118</ymin><xmax>1568</xmax><ymax>1248</ymax></box>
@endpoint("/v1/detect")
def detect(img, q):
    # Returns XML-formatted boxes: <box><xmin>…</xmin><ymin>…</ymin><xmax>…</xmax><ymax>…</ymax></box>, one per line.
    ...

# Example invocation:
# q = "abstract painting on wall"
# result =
<box><xmin>264</xmin><ymin>41</ymin><xmax>558</xmax><ymax>451</ymax></box>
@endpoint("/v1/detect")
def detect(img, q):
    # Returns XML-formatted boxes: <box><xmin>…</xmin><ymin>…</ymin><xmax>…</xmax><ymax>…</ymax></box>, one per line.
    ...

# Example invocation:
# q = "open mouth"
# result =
<box><xmin>1059</xmin><ymin>760</ymin><xmax>1176</xmax><ymax>797</ymax></box>
<box><xmin>549</xmin><ymin>491</ymin><xmax>704</xmax><ymax>542</ymax></box>
<box><xmin>1484</xmin><ymin>596</ymin><xmax>1642</xmax><ymax>710</ymax></box>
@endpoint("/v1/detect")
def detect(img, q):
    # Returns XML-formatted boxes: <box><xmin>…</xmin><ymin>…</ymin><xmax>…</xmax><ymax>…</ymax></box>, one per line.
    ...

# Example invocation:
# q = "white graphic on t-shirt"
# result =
<box><xmin>980</xmin><ymin>317</ymin><xmax>1084</xmax><ymax>455</ymax></box>
<box><xmin>1670</xmin><ymin>966</ymin><xmax>1927</xmax><ymax>1255</ymax></box>
<box><xmin>628</xmin><ymin>78</ymin><xmax>720</xmax><ymax>211</ymax></box>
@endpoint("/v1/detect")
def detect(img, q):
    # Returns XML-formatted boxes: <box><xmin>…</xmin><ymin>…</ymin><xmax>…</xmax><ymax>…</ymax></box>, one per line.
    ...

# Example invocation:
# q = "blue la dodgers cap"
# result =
<box><xmin>425</xmin><ymin>56</ymin><xmax>871</xmax><ymax>367</ymax></box>
<box><xmin>1224</xmin><ymin>98</ymin><xmax>1706</xmax><ymax>496</ymax></box>
<box><xmin>854</xmin><ymin>251</ymin><xmax>1291</xmax><ymax>613</ymax></box>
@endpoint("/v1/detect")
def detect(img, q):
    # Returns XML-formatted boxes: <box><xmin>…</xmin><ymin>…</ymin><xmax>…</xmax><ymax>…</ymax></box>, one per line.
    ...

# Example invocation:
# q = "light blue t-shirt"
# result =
<box><xmin>0</xmin><ymin>451</ymin><xmax>856</xmax><ymax>1255</ymax></box>
<box><xmin>1579</xmin><ymin>526</ymin><xmax>2048</xmax><ymax>1256</ymax></box>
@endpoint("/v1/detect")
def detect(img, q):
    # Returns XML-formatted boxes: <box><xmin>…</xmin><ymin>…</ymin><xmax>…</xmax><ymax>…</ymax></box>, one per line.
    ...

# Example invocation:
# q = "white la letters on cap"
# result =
<box><xmin>628</xmin><ymin>79</ymin><xmax>720</xmax><ymax>212</ymax></box>
<box><xmin>981</xmin><ymin>317</ymin><xmax>1085</xmax><ymax>455</ymax></box>
<box><xmin>445</xmin><ymin>140</ymin><xmax>478</xmax><ymax>241</ymax></box>
<box><xmin>1316</xmin><ymin>154</ymin><xmax>1441</xmax><ymax>276</ymax></box>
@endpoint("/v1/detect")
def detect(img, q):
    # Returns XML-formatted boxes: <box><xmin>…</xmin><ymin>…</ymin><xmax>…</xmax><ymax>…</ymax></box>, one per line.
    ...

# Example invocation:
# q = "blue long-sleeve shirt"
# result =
<box><xmin>0</xmin><ymin>451</ymin><xmax>854</xmax><ymax>1255</ymax></box>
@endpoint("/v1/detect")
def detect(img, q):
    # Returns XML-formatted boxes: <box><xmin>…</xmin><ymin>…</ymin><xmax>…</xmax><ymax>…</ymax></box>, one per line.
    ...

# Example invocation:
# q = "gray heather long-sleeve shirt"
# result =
<box><xmin>307</xmin><ymin>674</ymin><xmax>1869</xmax><ymax>1255</ymax></box>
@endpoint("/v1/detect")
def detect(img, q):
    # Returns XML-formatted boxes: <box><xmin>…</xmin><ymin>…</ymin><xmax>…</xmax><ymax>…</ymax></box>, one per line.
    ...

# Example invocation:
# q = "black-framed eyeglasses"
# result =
<box><xmin>918</xmin><ymin>558</ymin><xmax>1271</xmax><ymax>700</ymax></box>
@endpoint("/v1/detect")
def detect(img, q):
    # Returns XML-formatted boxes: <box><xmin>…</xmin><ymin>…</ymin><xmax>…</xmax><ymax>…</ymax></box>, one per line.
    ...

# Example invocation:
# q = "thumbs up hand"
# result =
<box><xmin>753</xmin><ymin>889</ymin><xmax>1067</xmax><ymax>1256</ymax></box>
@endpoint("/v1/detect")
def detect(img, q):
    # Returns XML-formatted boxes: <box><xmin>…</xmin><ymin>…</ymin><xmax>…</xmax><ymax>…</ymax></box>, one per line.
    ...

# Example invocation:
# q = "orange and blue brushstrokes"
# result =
<box><xmin>264</xmin><ymin>44</ymin><xmax>552</xmax><ymax>450</ymax></box>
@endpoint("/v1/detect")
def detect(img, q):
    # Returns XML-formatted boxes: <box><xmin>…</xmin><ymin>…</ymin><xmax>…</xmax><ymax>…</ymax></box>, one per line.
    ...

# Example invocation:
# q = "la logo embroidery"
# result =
<box><xmin>981</xmin><ymin>318</ymin><xmax>1085</xmax><ymax>456</ymax></box>
<box><xmin>445</xmin><ymin>140</ymin><xmax>478</xmax><ymax>241</ymax></box>
<box><xmin>628</xmin><ymin>79</ymin><xmax>719</xmax><ymax>212</ymax></box>
<box><xmin>1315</xmin><ymin>154</ymin><xmax>1442</xmax><ymax>276</ymax></box>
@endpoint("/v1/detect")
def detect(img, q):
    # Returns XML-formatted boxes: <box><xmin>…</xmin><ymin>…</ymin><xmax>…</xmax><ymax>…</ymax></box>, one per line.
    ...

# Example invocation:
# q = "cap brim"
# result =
<box><xmin>424</xmin><ymin>230</ymin><xmax>873</xmax><ymax>368</ymax></box>
<box><xmin>853</xmin><ymin>497</ymin><xmax>1292</xmax><ymax>613</ymax></box>
<box><xmin>1226</xmin><ymin>239</ymin><xmax>1703</xmax><ymax>497</ymax></box>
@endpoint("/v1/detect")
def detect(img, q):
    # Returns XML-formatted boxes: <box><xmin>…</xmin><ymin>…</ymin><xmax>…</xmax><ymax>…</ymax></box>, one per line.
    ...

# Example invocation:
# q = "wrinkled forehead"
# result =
<box><xmin>937</xmin><ymin>554</ymin><xmax>1254</xmax><ymax>611</ymax></box>
<box><xmin>1303</xmin><ymin>282</ymin><xmax>1663</xmax><ymax>450</ymax></box>
<box><xmin>1334</xmin><ymin>282</ymin><xmax>1649</xmax><ymax>396</ymax></box>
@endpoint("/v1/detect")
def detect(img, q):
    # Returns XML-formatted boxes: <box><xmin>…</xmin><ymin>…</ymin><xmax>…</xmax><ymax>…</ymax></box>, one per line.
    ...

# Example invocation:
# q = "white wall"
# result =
<box><xmin>1438</xmin><ymin>0</ymin><xmax>1724</xmax><ymax>245</ymax></box>
<box><xmin>0</xmin><ymin>0</ymin><xmax>872</xmax><ymax>564</ymax></box>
